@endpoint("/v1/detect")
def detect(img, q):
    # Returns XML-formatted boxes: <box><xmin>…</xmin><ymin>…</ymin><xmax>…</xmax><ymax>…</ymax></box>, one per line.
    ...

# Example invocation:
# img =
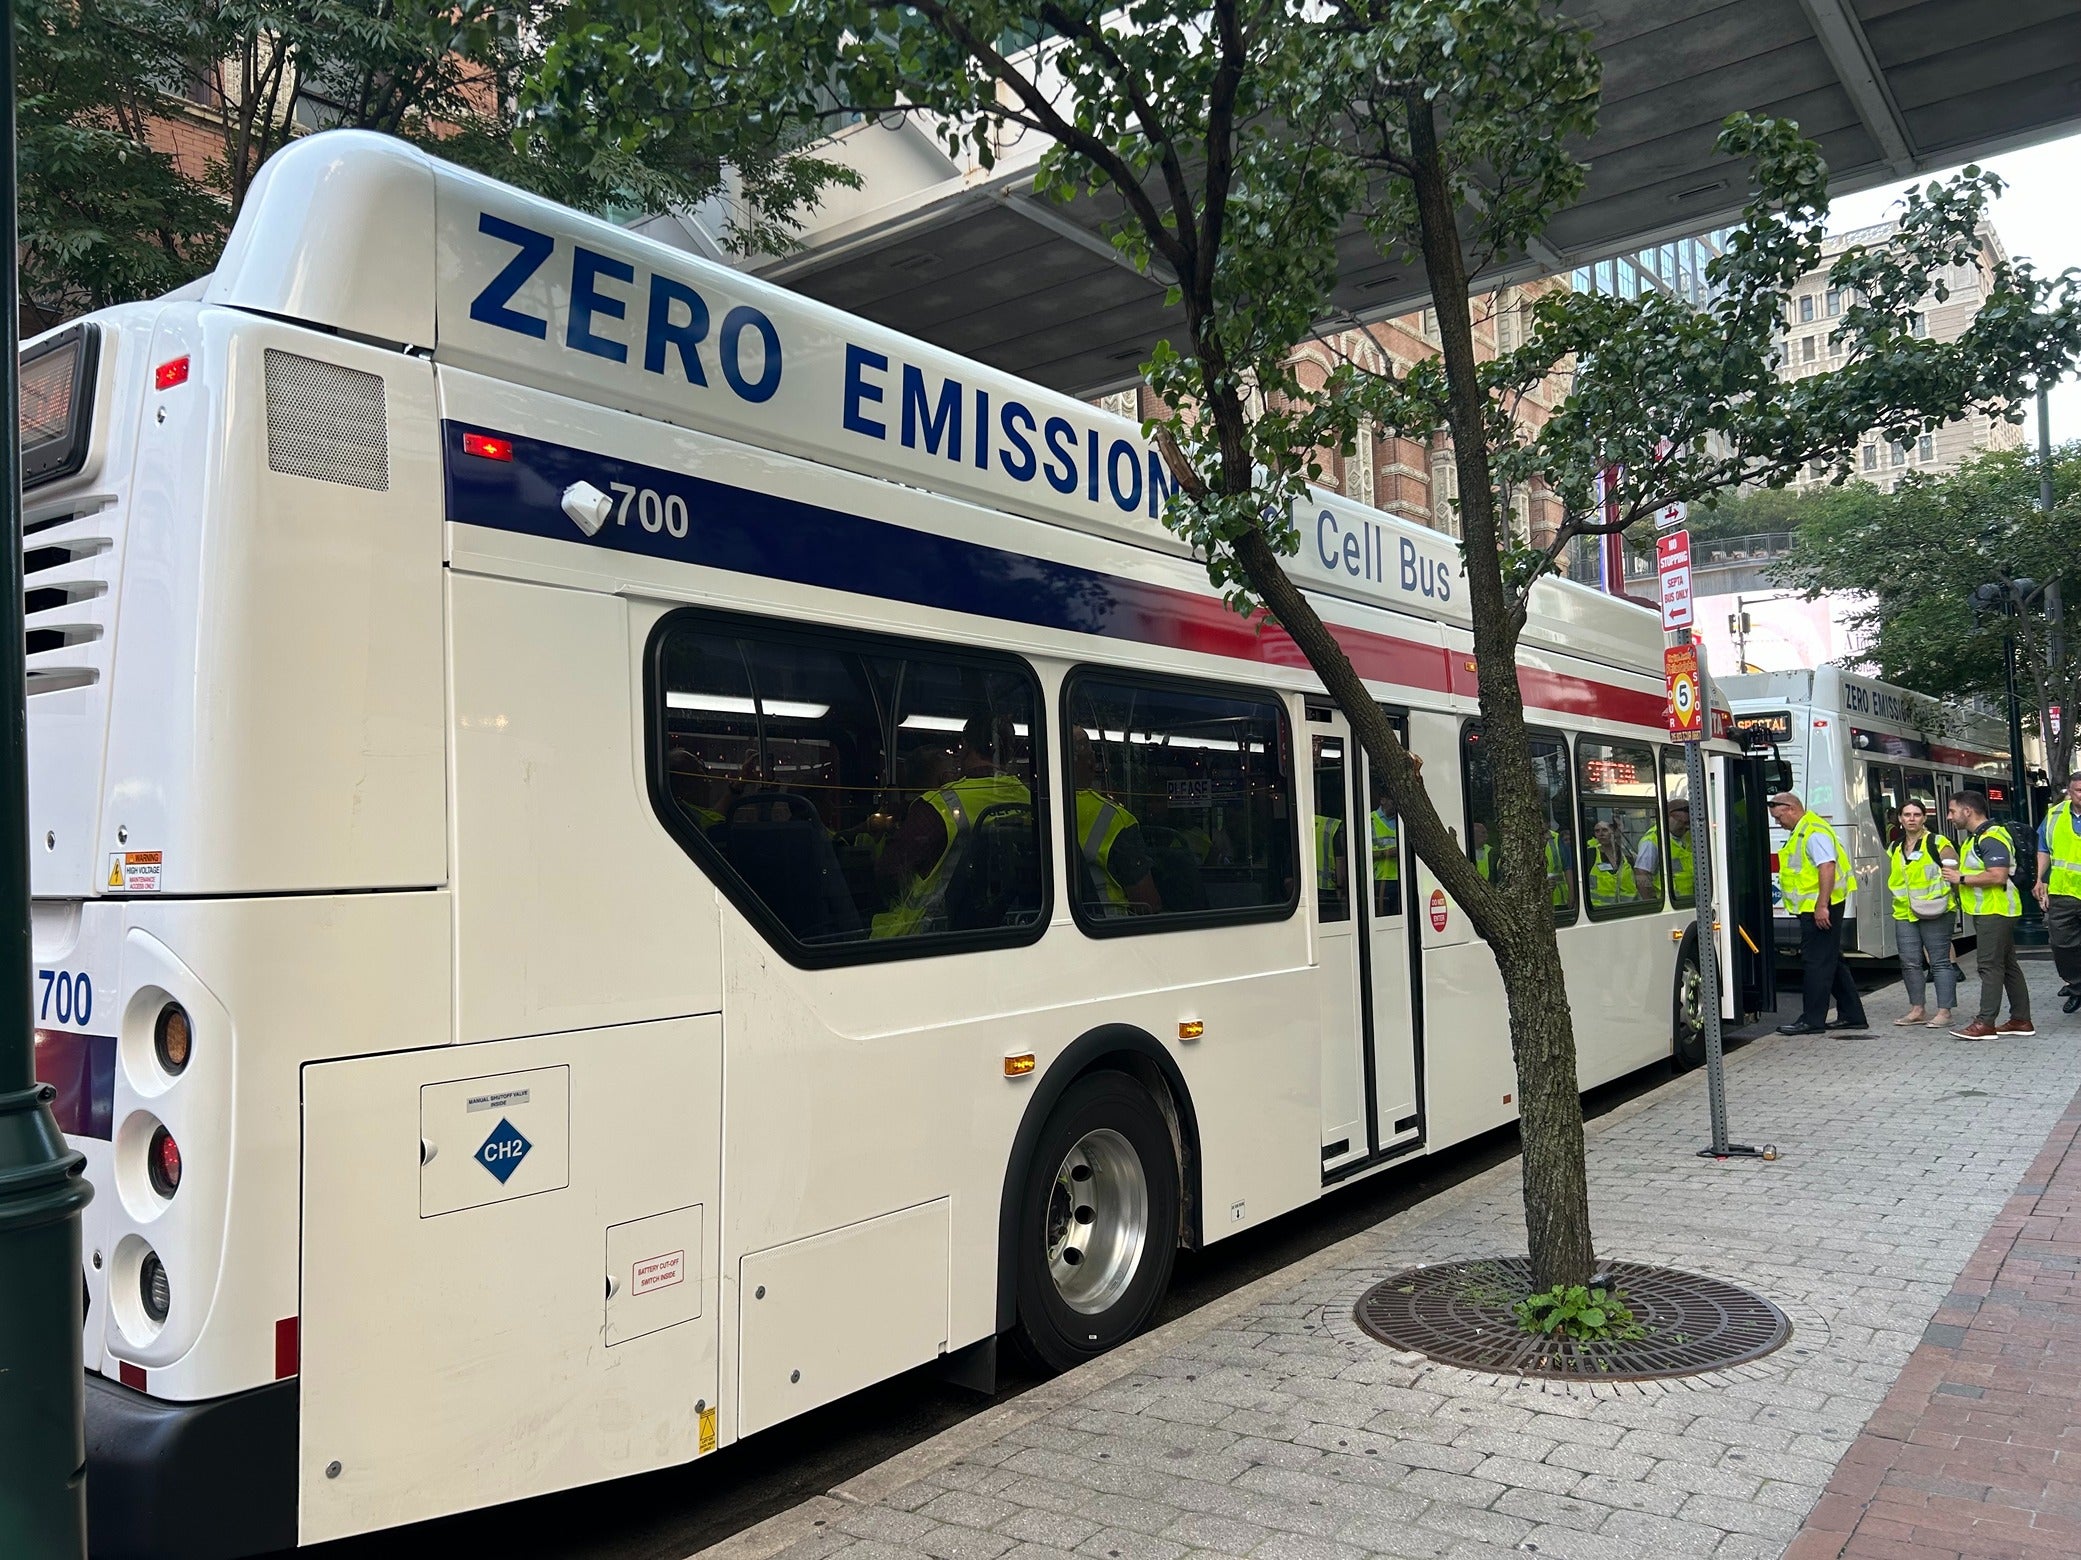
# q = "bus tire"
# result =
<box><xmin>1673</xmin><ymin>926</ymin><xmax>1706</xmax><ymax>1072</ymax></box>
<box><xmin>1012</xmin><ymin>1070</ymin><xmax>1180</xmax><ymax>1373</ymax></box>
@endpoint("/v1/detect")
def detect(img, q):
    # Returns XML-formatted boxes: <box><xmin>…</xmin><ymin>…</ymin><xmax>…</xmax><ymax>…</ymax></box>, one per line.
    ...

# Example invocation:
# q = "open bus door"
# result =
<box><xmin>1724</xmin><ymin>748</ymin><xmax>1780</xmax><ymax>1020</ymax></box>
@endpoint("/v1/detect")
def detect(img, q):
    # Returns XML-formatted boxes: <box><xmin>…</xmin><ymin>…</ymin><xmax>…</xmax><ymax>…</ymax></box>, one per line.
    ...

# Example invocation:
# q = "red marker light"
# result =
<box><xmin>154</xmin><ymin>356</ymin><xmax>191</xmax><ymax>391</ymax></box>
<box><xmin>462</xmin><ymin>432</ymin><xmax>514</xmax><ymax>462</ymax></box>
<box><xmin>148</xmin><ymin>1125</ymin><xmax>182</xmax><ymax>1198</ymax></box>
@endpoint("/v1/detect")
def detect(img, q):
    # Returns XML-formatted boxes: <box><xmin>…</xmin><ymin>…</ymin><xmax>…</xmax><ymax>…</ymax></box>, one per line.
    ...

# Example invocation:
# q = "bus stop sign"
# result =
<box><xmin>1666</xmin><ymin>645</ymin><xmax>1703</xmax><ymax>741</ymax></box>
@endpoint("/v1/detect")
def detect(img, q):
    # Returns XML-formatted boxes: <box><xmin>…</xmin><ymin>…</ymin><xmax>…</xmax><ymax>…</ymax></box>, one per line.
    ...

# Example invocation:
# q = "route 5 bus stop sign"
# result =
<box><xmin>1665</xmin><ymin>645</ymin><xmax>1704</xmax><ymax>741</ymax></box>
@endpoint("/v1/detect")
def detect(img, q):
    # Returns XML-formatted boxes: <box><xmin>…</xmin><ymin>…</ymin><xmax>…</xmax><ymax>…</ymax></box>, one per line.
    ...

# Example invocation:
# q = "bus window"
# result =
<box><xmin>651</xmin><ymin>614</ymin><xmax>1046</xmax><ymax>959</ymax></box>
<box><xmin>1062</xmin><ymin>674</ymin><xmax>1296</xmax><ymax>933</ymax></box>
<box><xmin>1312</xmin><ymin>732</ymin><xmax>1351</xmax><ymax>924</ymax></box>
<box><xmin>1462</xmin><ymin>724</ymin><xmax>1577</xmax><ymax>925</ymax></box>
<box><xmin>1577</xmin><ymin>739</ymin><xmax>1662</xmax><ymax>919</ymax></box>
<box><xmin>1906</xmin><ymin>768</ymin><xmax>1937</xmax><ymax>816</ymax></box>
<box><xmin>1866</xmin><ymin>762</ymin><xmax>1904</xmax><ymax>842</ymax></box>
<box><xmin>1657</xmin><ymin>748</ymin><xmax>1696</xmax><ymax>909</ymax></box>
<box><xmin>1367</xmin><ymin>715</ymin><xmax>1407</xmax><ymax>919</ymax></box>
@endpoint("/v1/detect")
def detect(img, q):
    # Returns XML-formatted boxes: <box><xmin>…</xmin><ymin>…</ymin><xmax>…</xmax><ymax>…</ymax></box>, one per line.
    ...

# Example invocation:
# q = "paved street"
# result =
<box><xmin>717</xmin><ymin>958</ymin><xmax>2081</xmax><ymax>1560</ymax></box>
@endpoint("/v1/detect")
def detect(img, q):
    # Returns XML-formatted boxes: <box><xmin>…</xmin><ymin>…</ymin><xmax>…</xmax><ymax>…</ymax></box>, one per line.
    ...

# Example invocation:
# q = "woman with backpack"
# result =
<box><xmin>1889</xmin><ymin>798</ymin><xmax>1962</xmax><ymax>1029</ymax></box>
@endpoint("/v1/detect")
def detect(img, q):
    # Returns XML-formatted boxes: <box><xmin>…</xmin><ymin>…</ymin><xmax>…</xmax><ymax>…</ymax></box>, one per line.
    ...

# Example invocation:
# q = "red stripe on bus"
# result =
<box><xmin>1125</xmin><ymin>577</ymin><xmax>1664</xmax><ymax>728</ymax></box>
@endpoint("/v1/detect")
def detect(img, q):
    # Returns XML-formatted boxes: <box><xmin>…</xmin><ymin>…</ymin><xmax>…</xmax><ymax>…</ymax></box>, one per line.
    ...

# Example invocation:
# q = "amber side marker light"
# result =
<box><xmin>1003</xmin><ymin>1052</ymin><xmax>1036</xmax><ymax>1078</ymax></box>
<box><xmin>1178</xmin><ymin>1020</ymin><xmax>1205</xmax><ymax>1041</ymax></box>
<box><xmin>155</xmin><ymin>1003</ymin><xmax>191</xmax><ymax>1075</ymax></box>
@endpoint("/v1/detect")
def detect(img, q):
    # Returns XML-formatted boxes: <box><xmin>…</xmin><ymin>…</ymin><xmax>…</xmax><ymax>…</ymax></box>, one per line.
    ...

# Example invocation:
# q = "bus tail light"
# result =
<box><xmin>147</xmin><ymin>1125</ymin><xmax>182</xmax><ymax>1198</ymax></box>
<box><xmin>154</xmin><ymin>1002</ymin><xmax>191</xmax><ymax>1075</ymax></box>
<box><xmin>153</xmin><ymin>355</ymin><xmax>191</xmax><ymax>391</ymax></box>
<box><xmin>462</xmin><ymin>432</ymin><xmax>514</xmax><ymax>461</ymax></box>
<box><xmin>140</xmin><ymin>1250</ymin><xmax>170</xmax><ymax>1324</ymax></box>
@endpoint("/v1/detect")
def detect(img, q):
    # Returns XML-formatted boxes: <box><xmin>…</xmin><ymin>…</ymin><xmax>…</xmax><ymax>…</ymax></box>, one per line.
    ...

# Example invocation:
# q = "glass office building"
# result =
<box><xmin>1570</xmin><ymin>230</ymin><xmax>1732</xmax><ymax>307</ymax></box>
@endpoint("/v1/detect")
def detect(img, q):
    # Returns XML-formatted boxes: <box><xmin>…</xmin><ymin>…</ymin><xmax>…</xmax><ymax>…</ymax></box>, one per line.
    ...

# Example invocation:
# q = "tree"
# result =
<box><xmin>1777</xmin><ymin>444</ymin><xmax>2081</xmax><ymax>782</ymax></box>
<box><xmin>528</xmin><ymin>0</ymin><xmax>2081</xmax><ymax>1293</ymax></box>
<box><xmin>14</xmin><ymin>0</ymin><xmax>838</xmax><ymax>331</ymax></box>
<box><xmin>14</xmin><ymin>0</ymin><xmax>229</xmax><ymax>326</ymax></box>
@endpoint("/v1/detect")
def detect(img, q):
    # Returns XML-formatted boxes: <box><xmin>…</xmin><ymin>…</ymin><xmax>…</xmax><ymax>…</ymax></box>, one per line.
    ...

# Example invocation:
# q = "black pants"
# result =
<box><xmin>2048</xmin><ymin>893</ymin><xmax>2081</xmax><ymax>991</ymax></box>
<box><xmin>1798</xmin><ymin>909</ymin><xmax>1866</xmax><ymax>1028</ymax></box>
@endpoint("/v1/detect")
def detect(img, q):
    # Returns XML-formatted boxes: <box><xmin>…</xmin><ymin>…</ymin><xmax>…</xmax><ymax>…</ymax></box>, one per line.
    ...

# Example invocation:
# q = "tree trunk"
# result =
<box><xmin>1401</xmin><ymin>88</ymin><xmax>1597</xmax><ymax>1291</ymax></box>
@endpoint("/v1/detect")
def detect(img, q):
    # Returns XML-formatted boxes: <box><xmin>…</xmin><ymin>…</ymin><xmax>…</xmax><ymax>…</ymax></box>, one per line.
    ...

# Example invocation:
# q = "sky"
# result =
<box><xmin>1824</xmin><ymin>130</ymin><xmax>2081</xmax><ymax>444</ymax></box>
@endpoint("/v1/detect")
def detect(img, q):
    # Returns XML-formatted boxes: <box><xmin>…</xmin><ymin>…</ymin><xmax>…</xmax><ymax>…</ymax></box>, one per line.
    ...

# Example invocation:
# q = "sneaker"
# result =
<box><xmin>1951</xmin><ymin>1019</ymin><xmax>1999</xmax><ymax>1041</ymax></box>
<box><xmin>1996</xmin><ymin>1019</ymin><xmax>2037</xmax><ymax>1037</ymax></box>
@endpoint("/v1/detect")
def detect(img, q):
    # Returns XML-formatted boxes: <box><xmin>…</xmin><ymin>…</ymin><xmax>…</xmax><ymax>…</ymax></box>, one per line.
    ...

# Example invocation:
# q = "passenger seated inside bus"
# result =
<box><xmin>1072</xmin><ymin>729</ymin><xmax>1164</xmax><ymax>917</ymax></box>
<box><xmin>873</xmin><ymin>716</ymin><xmax>1035</xmax><ymax>937</ymax></box>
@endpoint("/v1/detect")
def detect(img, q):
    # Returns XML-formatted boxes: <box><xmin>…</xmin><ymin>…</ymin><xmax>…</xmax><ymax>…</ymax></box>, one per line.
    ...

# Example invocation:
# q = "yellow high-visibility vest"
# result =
<box><xmin>1959</xmin><ymin>822</ymin><xmax>2022</xmax><ymax>918</ymax></box>
<box><xmin>1779</xmin><ymin>812</ymin><xmax>1848</xmax><ymax>913</ymax></box>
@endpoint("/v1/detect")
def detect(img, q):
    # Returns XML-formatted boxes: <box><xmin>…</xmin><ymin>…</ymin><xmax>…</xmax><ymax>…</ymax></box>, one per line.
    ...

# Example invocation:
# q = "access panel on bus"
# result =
<box><xmin>299</xmin><ymin>1018</ymin><xmax>722</xmax><ymax>1544</ymax></box>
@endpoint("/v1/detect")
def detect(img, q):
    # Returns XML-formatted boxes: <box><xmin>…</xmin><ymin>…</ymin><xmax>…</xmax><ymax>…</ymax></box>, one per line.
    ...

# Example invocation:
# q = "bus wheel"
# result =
<box><xmin>1673</xmin><ymin>926</ymin><xmax>1706</xmax><ymax>1072</ymax></box>
<box><xmin>1013</xmin><ymin>1071</ymin><xmax>1180</xmax><ymax>1373</ymax></box>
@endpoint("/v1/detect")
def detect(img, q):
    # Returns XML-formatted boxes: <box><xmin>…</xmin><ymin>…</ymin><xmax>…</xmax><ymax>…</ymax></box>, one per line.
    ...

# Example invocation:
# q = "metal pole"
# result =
<box><xmin>0</xmin><ymin>6</ymin><xmax>97</xmax><ymax>1553</ymax></box>
<box><xmin>1685</xmin><ymin>632</ymin><xmax>1767</xmax><ymax>1161</ymax></box>
<box><xmin>2006</xmin><ymin>593</ymin><xmax>2048</xmax><ymax>945</ymax></box>
<box><xmin>2041</xmin><ymin>388</ymin><xmax>2067</xmax><ymax>784</ymax></box>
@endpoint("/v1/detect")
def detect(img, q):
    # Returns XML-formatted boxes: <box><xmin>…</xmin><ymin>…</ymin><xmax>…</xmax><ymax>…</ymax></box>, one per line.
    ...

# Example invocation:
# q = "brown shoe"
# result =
<box><xmin>1996</xmin><ymin>1018</ymin><xmax>2037</xmax><ymax>1037</ymax></box>
<box><xmin>1951</xmin><ymin>1019</ymin><xmax>1999</xmax><ymax>1041</ymax></box>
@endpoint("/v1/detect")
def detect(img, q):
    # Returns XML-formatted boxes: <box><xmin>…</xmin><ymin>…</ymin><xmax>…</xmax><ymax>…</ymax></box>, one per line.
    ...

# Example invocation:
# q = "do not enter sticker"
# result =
<box><xmin>1428</xmin><ymin>889</ymin><xmax>1449</xmax><ymax>932</ymax></box>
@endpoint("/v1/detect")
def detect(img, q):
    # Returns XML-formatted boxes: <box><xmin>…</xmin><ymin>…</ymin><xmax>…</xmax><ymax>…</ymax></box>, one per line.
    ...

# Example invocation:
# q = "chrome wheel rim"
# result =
<box><xmin>1679</xmin><ymin>958</ymin><xmax>1704</xmax><ymax>1044</ymax></box>
<box><xmin>1046</xmin><ymin>1128</ymin><xmax>1149</xmax><ymax>1315</ymax></box>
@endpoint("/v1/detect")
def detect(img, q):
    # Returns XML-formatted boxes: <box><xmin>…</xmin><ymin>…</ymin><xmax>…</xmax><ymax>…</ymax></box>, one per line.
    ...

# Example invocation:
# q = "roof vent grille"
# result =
<box><xmin>265</xmin><ymin>350</ymin><xmax>389</xmax><ymax>491</ymax></box>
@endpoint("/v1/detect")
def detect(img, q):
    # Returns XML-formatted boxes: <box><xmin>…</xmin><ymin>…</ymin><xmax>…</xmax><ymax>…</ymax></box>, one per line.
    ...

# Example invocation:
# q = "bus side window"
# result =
<box><xmin>1062</xmin><ymin>673</ymin><xmax>1296</xmax><ymax>935</ymax></box>
<box><xmin>650</xmin><ymin>612</ymin><xmax>1047</xmax><ymax>960</ymax></box>
<box><xmin>1576</xmin><ymin>738</ymin><xmax>1661</xmax><ymax>919</ymax></box>
<box><xmin>1659</xmin><ymin>747</ymin><xmax>1694</xmax><ymax>909</ymax></box>
<box><xmin>1461</xmin><ymin>723</ymin><xmax>1576</xmax><ymax>926</ymax></box>
<box><xmin>1906</xmin><ymin>768</ymin><xmax>1937</xmax><ymax>818</ymax></box>
<box><xmin>1867</xmin><ymin>762</ymin><xmax>1904</xmax><ymax>841</ymax></box>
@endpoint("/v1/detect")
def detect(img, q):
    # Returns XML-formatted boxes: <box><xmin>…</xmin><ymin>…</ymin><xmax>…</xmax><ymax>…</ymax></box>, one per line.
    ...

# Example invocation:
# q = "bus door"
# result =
<box><xmin>1310</xmin><ymin>707</ymin><xmax>1422</xmax><ymax>1180</ymax></box>
<box><xmin>1723</xmin><ymin>751</ymin><xmax>1779</xmax><ymax>1020</ymax></box>
<box><xmin>1360</xmin><ymin>721</ymin><xmax>1421</xmax><ymax>1159</ymax></box>
<box><xmin>1310</xmin><ymin>708</ymin><xmax>1367</xmax><ymax>1173</ymax></box>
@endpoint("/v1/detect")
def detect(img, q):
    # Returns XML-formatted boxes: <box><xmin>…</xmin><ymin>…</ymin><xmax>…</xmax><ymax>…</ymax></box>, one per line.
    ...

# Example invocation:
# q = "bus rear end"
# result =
<box><xmin>25</xmin><ymin>293</ymin><xmax>448</xmax><ymax>1556</ymax></box>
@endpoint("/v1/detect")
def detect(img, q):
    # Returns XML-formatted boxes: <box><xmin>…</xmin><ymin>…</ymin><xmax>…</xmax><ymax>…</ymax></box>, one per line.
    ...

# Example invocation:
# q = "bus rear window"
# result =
<box><xmin>20</xmin><ymin>324</ymin><xmax>99</xmax><ymax>489</ymax></box>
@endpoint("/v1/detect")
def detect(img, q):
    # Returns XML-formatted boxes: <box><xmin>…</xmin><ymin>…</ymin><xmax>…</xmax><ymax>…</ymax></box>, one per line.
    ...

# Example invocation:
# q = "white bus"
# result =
<box><xmin>1723</xmin><ymin>667</ymin><xmax>2019</xmax><ymax>958</ymax></box>
<box><xmin>26</xmin><ymin>132</ymin><xmax>1763</xmax><ymax>1557</ymax></box>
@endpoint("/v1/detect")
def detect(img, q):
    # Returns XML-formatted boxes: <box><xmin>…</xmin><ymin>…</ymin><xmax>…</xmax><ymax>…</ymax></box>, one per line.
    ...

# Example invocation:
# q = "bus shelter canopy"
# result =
<box><xmin>641</xmin><ymin>0</ymin><xmax>2081</xmax><ymax>396</ymax></box>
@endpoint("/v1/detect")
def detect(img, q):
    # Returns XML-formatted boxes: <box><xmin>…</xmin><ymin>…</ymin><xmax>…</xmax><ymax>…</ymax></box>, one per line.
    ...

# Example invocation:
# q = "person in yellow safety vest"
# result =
<box><xmin>1314</xmin><ymin>810</ymin><xmax>1346</xmax><ymax>903</ymax></box>
<box><xmin>1768</xmin><ymin>791</ymin><xmax>1869</xmax><ymax>1036</ymax></box>
<box><xmin>1546</xmin><ymin>827</ymin><xmax>1572</xmax><ymax>911</ymax></box>
<box><xmin>1586</xmin><ymin>820</ymin><xmax>1637</xmax><ymax>908</ymax></box>
<box><xmin>1942</xmin><ymin>789</ymin><xmax>2034</xmax><ymax>1039</ymax></box>
<box><xmin>872</xmin><ymin>715</ymin><xmax>1030</xmax><ymax>937</ymax></box>
<box><xmin>1469</xmin><ymin>821</ymin><xmax>1493</xmax><ymax>882</ymax></box>
<box><xmin>666</xmin><ymin>746</ymin><xmax>728</xmax><ymax>833</ymax></box>
<box><xmin>1072</xmin><ymin>730</ymin><xmax>1162</xmax><ymax>917</ymax></box>
<box><xmin>1370</xmin><ymin>803</ymin><xmax>1401</xmax><ymax>915</ymax></box>
<box><xmin>2033</xmin><ymin>771</ymin><xmax>2081</xmax><ymax>1015</ymax></box>
<box><xmin>1886</xmin><ymin>798</ymin><xmax>1961</xmax><ymax>1029</ymax></box>
<box><xmin>1634</xmin><ymin>800</ymin><xmax>1694</xmax><ymax>904</ymax></box>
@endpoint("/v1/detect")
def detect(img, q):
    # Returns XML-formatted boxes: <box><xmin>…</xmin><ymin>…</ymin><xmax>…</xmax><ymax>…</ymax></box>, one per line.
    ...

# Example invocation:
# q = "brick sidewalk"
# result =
<box><xmin>1786</xmin><ymin>1077</ymin><xmax>2081</xmax><ymax>1560</ymax></box>
<box><xmin>718</xmin><ymin>957</ymin><xmax>2081</xmax><ymax>1560</ymax></box>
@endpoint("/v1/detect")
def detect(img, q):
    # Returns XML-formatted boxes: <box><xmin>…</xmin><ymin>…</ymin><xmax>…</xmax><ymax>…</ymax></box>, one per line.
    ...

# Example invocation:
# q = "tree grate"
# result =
<box><xmin>1353</xmin><ymin>1257</ymin><xmax>1790</xmax><ymax>1381</ymax></box>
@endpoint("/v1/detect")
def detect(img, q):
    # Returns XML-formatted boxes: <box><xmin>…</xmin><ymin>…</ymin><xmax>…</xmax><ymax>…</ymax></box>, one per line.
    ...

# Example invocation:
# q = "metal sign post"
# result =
<box><xmin>1658</xmin><ymin>525</ymin><xmax>1769</xmax><ymax>1163</ymax></box>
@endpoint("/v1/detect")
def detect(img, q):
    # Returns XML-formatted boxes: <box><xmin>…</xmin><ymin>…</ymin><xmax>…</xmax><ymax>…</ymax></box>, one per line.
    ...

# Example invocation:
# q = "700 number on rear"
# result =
<box><xmin>37</xmin><ymin>968</ymin><xmax>93</xmax><ymax>1026</ymax></box>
